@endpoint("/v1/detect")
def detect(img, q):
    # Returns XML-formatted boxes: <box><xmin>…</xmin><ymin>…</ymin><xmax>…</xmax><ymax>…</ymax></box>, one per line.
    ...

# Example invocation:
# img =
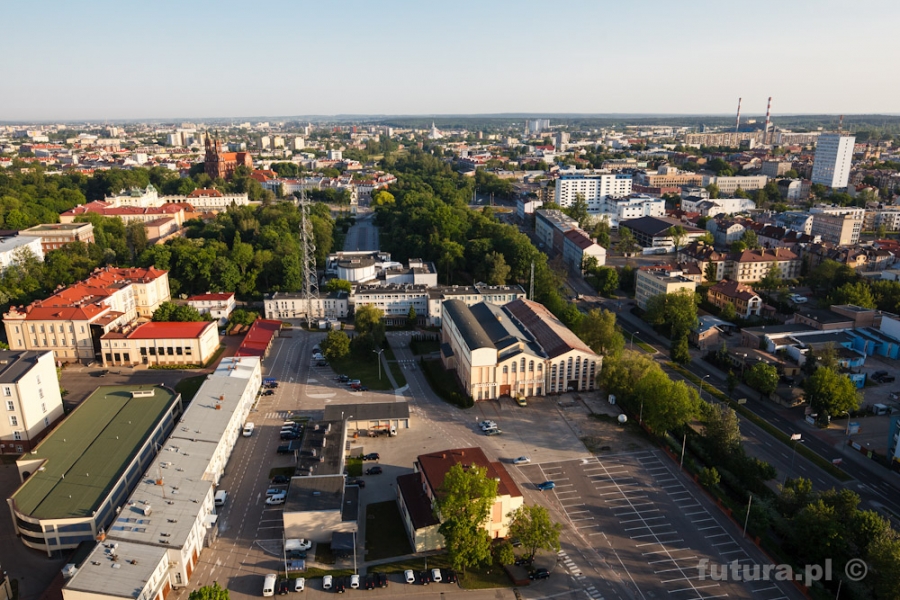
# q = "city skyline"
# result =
<box><xmin>3</xmin><ymin>0</ymin><xmax>898</xmax><ymax>121</ymax></box>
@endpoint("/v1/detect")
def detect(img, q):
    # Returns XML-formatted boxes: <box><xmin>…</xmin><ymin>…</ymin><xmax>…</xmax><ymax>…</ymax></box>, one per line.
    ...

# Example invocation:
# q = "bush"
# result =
<box><xmin>699</xmin><ymin>466</ymin><xmax>721</xmax><ymax>489</ymax></box>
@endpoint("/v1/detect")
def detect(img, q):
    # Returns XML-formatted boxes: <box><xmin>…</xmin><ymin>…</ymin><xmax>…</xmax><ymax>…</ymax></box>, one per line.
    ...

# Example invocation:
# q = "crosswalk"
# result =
<box><xmin>557</xmin><ymin>550</ymin><xmax>605</xmax><ymax>600</ymax></box>
<box><xmin>263</xmin><ymin>411</ymin><xmax>291</xmax><ymax>420</ymax></box>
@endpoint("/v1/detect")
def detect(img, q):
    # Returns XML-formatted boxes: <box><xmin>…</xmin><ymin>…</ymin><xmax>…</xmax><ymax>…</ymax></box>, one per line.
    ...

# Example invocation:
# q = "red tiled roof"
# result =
<box><xmin>235</xmin><ymin>319</ymin><xmax>282</xmax><ymax>357</ymax></box>
<box><xmin>125</xmin><ymin>321</ymin><xmax>214</xmax><ymax>340</ymax></box>
<box><xmin>187</xmin><ymin>292</ymin><xmax>235</xmax><ymax>302</ymax></box>
<box><xmin>709</xmin><ymin>279</ymin><xmax>760</xmax><ymax>302</ymax></box>
<box><xmin>504</xmin><ymin>298</ymin><xmax>595</xmax><ymax>359</ymax></box>
<box><xmin>417</xmin><ymin>447</ymin><xmax>522</xmax><ymax>500</ymax></box>
<box><xmin>188</xmin><ymin>188</ymin><xmax>223</xmax><ymax>198</ymax></box>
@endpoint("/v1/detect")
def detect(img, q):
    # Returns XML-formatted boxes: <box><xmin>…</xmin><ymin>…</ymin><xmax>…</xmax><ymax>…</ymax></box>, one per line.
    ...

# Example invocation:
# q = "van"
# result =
<box><xmin>243</xmin><ymin>422</ymin><xmax>255</xmax><ymax>437</ymax></box>
<box><xmin>263</xmin><ymin>573</ymin><xmax>277</xmax><ymax>597</ymax></box>
<box><xmin>214</xmin><ymin>490</ymin><xmax>228</xmax><ymax>507</ymax></box>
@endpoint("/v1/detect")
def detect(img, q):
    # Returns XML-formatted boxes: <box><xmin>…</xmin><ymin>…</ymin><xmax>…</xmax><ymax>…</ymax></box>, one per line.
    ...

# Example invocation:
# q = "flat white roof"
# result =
<box><xmin>65</xmin><ymin>541</ymin><xmax>167</xmax><ymax>599</ymax></box>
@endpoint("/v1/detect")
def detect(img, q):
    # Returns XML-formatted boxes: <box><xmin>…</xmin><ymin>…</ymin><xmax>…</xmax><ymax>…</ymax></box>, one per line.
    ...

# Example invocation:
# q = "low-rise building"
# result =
<box><xmin>264</xmin><ymin>291</ymin><xmax>350</xmax><ymax>321</ymax></box>
<box><xmin>701</xmin><ymin>175</ymin><xmax>768</xmax><ymax>195</ymax></box>
<box><xmin>186</xmin><ymin>292</ymin><xmax>236</xmax><ymax>325</ymax></box>
<box><xmin>0</xmin><ymin>350</ymin><xmax>65</xmax><ymax>454</ymax></box>
<box><xmin>535</xmin><ymin>209</ymin><xmax>580</xmax><ymax>254</ymax></box>
<box><xmin>620</xmin><ymin>216</ymin><xmax>706</xmax><ymax>251</ymax></box>
<box><xmin>707</xmin><ymin>280</ymin><xmax>763</xmax><ymax>318</ymax></box>
<box><xmin>17</xmin><ymin>223</ymin><xmax>94</xmax><ymax>253</ymax></box>
<box><xmin>634</xmin><ymin>266</ymin><xmax>697</xmax><ymax>310</ymax></box>
<box><xmin>677</xmin><ymin>241</ymin><xmax>728</xmax><ymax>281</ymax></box>
<box><xmin>728</xmin><ymin>248</ymin><xmax>800</xmax><ymax>283</ymax></box>
<box><xmin>563</xmin><ymin>229</ymin><xmax>606</xmax><ymax>272</ymax></box>
<box><xmin>100</xmin><ymin>321</ymin><xmax>219</xmax><ymax>367</ymax></box>
<box><xmin>707</xmin><ymin>218</ymin><xmax>746</xmax><ymax>246</ymax></box>
<box><xmin>681</xmin><ymin>196</ymin><xmax>755</xmax><ymax>217</ymax></box>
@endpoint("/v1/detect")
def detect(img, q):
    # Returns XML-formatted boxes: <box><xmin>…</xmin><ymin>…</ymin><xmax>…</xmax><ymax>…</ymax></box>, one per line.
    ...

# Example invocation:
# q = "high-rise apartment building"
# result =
<box><xmin>811</xmin><ymin>134</ymin><xmax>855</xmax><ymax>189</ymax></box>
<box><xmin>554</xmin><ymin>173</ymin><xmax>632</xmax><ymax>213</ymax></box>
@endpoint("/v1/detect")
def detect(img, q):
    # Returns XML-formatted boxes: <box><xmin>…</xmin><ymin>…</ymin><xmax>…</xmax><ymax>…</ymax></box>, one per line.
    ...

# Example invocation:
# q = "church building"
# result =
<box><xmin>204</xmin><ymin>134</ymin><xmax>252</xmax><ymax>180</ymax></box>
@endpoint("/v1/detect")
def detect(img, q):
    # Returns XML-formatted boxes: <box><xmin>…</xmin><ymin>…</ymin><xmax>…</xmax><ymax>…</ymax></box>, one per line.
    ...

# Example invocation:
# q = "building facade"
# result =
<box><xmin>186</xmin><ymin>292</ymin><xmax>236</xmax><ymax>325</ymax></box>
<box><xmin>707</xmin><ymin>280</ymin><xmax>762</xmax><ymax>318</ymax></box>
<box><xmin>634</xmin><ymin>267</ymin><xmax>697</xmax><ymax>310</ymax></box>
<box><xmin>99</xmin><ymin>321</ymin><xmax>220</xmax><ymax>368</ymax></box>
<box><xmin>17</xmin><ymin>223</ymin><xmax>94</xmax><ymax>253</ymax></box>
<box><xmin>812</xmin><ymin>134</ymin><xmax>855</xmax><ymax>189</ymax></box>
<box><xmin>204</xmin><ymin>135</ymin><xmax>252</xmax><ymax>180</ymax></box>
<box><xmin>554</xmin><ymin>173</ymin><xmax>633</xmax><ymax>213</ymax></box>
<box><xmin>0</xmin><ymin>351</ymin><xmax>64</xmax><ymax>454</ymax></box>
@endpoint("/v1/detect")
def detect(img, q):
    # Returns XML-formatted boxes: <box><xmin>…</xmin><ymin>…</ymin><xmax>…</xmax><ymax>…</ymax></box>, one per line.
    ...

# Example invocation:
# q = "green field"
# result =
<box><xmin>364</xmin><ymin>501</ymin><xmax>413</xmax><ymax>560</ymax></box>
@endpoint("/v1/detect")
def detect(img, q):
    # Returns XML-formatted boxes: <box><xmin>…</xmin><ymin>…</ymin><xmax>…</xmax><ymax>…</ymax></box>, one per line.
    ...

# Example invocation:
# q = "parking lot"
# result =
<box><xmin>520</xmin><ymin>451</ymin><xmax>798</xmax><ymax>600</ymax></box>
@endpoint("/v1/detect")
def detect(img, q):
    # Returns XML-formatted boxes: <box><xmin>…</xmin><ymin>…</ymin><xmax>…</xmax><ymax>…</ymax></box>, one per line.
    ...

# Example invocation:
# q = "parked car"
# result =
<box><xmin>347</xmin><ymin>478</ymin><xmax>366</xmax><ymax>488</ymax></box>
<box><xmin>287</xmin><ymin>549</ymin><xmax>306</xmax><ymax>560</ymax></box>
<box><xmin>364</xmin><ymin>575</ymin><xmax>375</xmax><ymax>590</ymax></box>
<box><xmin>316</xmin><ymin>360</ymin><xmax>328</xmax><ymax>367</ymax></box>
<box><xmin>337</xmin><ymin>375</ymin><xmax>350</xmax><ymax>382</ymax></box>
<box><xmin>512</xmin><ymin>456</ymin><xmax>531</xmax><ymax>465</ymax></box>
<box><xmin>375</xmin><ymin>572</ymin><xmax>388</xmax><ymax>588</ymax></box>
<box><xmin>789</xmin><ymin>294</ymin><xmax>809</xmax><ymax>304</ymax></box>
<box><xmin>347</xmin><ymin>379</ymin><xmax>361</xmax><ymax>387</ymax></box>
<box><xmin>262</xmin><ymin>389</ymin><xmax>275</xmax><ymax>396</ymax></box>
<box><xmin>322</xmin><ymin>575</ymin><xmax>333</xmax><ymax>590</ymax></box>
<box><xmin>334</xmin><ymin>578</ymin><xmax>346</xmax><ymax>593</ymax></box>
<box><xmin>277</xmin><ymin>445</ymin><xmax>292</xmax><ymax>454</ymax></box>
<box><xmin>280</xmin><ymin>431</ymin><xmax>299</xmax><ymax>440</ymax></box>
<box><xmin>277</xmin><ymin>579</ymin><xmax>290</xmax><ymax>595</ymax></box>
<box><xmin>266</xmin><ymin>493</ymin><xmax>286</xmax><ymax>505</ymax></box>
<box><xmin>404</xmin><ymin>570</ymin><xmax>415</xmax><ymax>584</ymax></box>
<box><xmin>479</xmin><ymin>420</ymin><xmax>497</xmax><ymax>430</ymax></box>
<box><xmin>442</xmin><ymin>569</ymin><xmax>457</xmax><ymax>584</ymax></box>
<box><xmin>418</xmin><ymin>571</ymin><xmax>431</xmax><ymax>585</ymax></box>
<box><xmin>363</xmin><ymin>453</ymin><xmax>380</xmax><ymax>461</ymax></box>
<box><xmin>484</xmin><ymin>428</ymin><xmax>502</xmax><ymax>436</ymax></box>
<box><xmin>349</xmin><ymin>575</ymin><xmax>360</xmax><ymax>589</ymax></box>
<box><xmin>366</xmin><ymin>466</ymin><xmax>383</xmax><ymax>475</ymax></box>
<box><xmin>293</xmin><ymin>578</ymin><xmax>305</xmax><ymax>592</ymax></box>
<box><xmin>530</xmin><ymin>568</ymin><xmax>550</xmax><ymax>580</ymax></box>
<box><xmin>272</xmin><ymin>475</ymin><xmax>290</xmax><ymax>484</ymax></box>
<box><xmin>265</xmin><ymin>487</ymin><xmax>282</xmax><ymax>496</ymax></box>
<box><xmin>537</xmin><ymin>481</ymin><xmax>556</xmax><ymax>491</ymax></box>
<box><xmin>293</xmin><ymin>539</ymin><xmax>313</xmax><ymax>551</ymax></box>
<box><xmin>355</xmin><ymin>385</ymin><xmax>369</xmax><ymax>392</ymax></box>
<box><xmin>431</xmin><ymin>568</ymin><xmax>442</xmax><ymax>583</ymax></box>
<box><xmin>515</xmin><ymin>557</ymin><xmax>532</xmax><ymax>566</ymax></box>
<box><xmin>881</xmin><ymin>375</ymin><xmax>896</xmax><ymax>383</ymax></box>
<box><xmin>515</xmin><ymin>395</ymin><xmax>527</xmax><ymax>407</ymax></box>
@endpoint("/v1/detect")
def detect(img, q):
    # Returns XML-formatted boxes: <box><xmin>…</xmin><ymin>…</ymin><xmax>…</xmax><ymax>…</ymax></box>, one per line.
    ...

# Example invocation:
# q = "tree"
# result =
<box><xmin>758</xmin><ymin>261</ymin><xmax>783</xmax><ymax>290</ymax></box>
<box><xmin>744</xmin><ymin>362</ymin><xmax>778</xmax><ymax>396</ymax></box>
<box><xmin>704</xmin><ymin>262</ymin><xmax>718</xmax><ymax>283</ymax></box>
<box><xmin>592</xmin><ymin>217</ymin><xmax>611</xmax><ymax>248</ymax></box>
<box><xmin>740</xmin><ymin>229</ymin><xmax>759</xmax><ymax>249</ymax></box>
<box><xmin>668</xmin><ymin>225</ymin><xmax>687</xmax><ymax>254</ymax></box>
<box><xmin>594</xmin><ymin>267</ymin><xmax>619</xmax><ymax>296</ymax></box>
<box><xmin>125</xmin><ymin>221</ymin><xmax>148</xmax><ymax>261</ymax></box>
<box><xmin>807</xmin><ymin>259</ymin><xmax>857</xmax><ymax>294</ymax></box>
<box><xmin>671</xmin><ymin>335</ymin><xmax>691</xmax><ymax>365</ymax></box>
<box><xmin>477</xmin><ymin>251</ymin><xmax>511</xmax><ymax>285</ymax></box>
<box><xmin>352</xmin><ymin>305</ymin><xmax>385</xmax><ymax>355</ymax></box>
<box><xmin>189</xmin><ymin>583</ymin><xmax>229</xmax><ymax>600</ymax></box>
<box><xmin>703</xmin><ymin>405</ymin><xmax>742</xmax><ymax>455</ymax></box>
<box><xmin>320</xmin><ymin>330</ymin><xmax>351</xmax><ymax>361</ymax></box>
<box><xmin>644</xmin><ymin>289</ymin><xmax>698</xmax><ymax>339</ymax></box>
<box><xmin>730</xmin><ymin>240</ymin><xmax>747</xmax><ymax>254</ymax></box>
<box><xmin>598</xmin><ymin>349</ymin><xmax>661</xmax><ymax>406</ymax></box>
<box><xmin>564</xmin><ymin>193</ymin><xmax>590</xmax><ymax>228</ymax></box>
<box><xmin>636</xmin><ymin>371</ymin><xmax>699</xmax><ymax>434</ymax></box>
<box><xmin>617</xmin><ymin>227</ymin><xmax>640</xmax><ymax>255</ymax></box>
<box><xmin>171</xmin><ymin>304</ymin><xmax>205</xmax><ymax>322</ymax></box>
<box><xmin>705</xmin><ymin>183</ymin><xmax>720</xmax><ymax>199</ymax></box>
<box><xmin>495</xmin><ymin>541</ymin><xmax>515</xmax><ymax>566</ymax></box>
<box><xmin>507</xmin><ymin>504</ymin><xmax>562</xmax><ymax>561</ymax></box>
<box><xmin>699</xmin><ymin>467</ymin><xmax>721</xmax><ymax>488</ymax></box>
<box><xmin>828</xmin><ymin>281</ymin><xmax>876</xmax><ymax>309</ymax></box>
<box><xmin>577</xmin><ymin>308</ymin><xmax>624</xmax><ymax>357</ymax></box>
<box><xmin>697</xmin><ymin>231</ymin><xmax>715</xmax><ymax>245</ymax></box>
<box><xmin>804</xmin><ymin>367</ymin><xmax>861</xmax><ymax>417</ymax></box>
<box><xmin>325</xmin><ymin>279</ymin><xmax>352</xmax><ymax>293</ymax></box>
<box><xmin>618</xmin><ymin>264</ymin><xmax>636</xmax><ymax>293</ymax></box>
<box><xmin>719</xmin><ymin>301</ymin><xmax>737</xmax><ymax>322</ymax></box>
<box><xmin>407</xmin><ymin>305</ymin><xmax>417</xmax><ymax>328</ymax></box>
<box><xmin>435</xmin><ymin>464</ymin><xmax>498</xmax><ymax>575</ymax></box>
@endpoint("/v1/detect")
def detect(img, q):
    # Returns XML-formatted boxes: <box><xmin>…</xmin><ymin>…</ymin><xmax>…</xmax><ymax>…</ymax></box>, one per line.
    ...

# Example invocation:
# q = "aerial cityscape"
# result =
<box><xmin>2</xmin><ymin>3</ymin><xmax>900</xmax><ymax>600</ymax></box>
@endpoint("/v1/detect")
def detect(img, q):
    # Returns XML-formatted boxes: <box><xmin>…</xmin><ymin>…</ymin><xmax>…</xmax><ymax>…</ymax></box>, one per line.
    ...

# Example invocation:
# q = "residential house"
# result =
<box><xmin>707</xmin><ymin>280</ymin><xmax>762</xmax><ymax>318</ymax></box>
<box><xmin>677</xmin><ymin>241</ymin><xmax>728</xmax><ymax>281</ymax></box>
<box><xmin>728</xmin><ymin>248</ymin><xmax>800</xmax><ymax>283</ymax></box>
<box><xmin>707</xmin><ymin>218</ymin><xmax>746</xmax><ymax>247</ymax></box>
<box><xmin>187</xmin><ymin>292</ymin><xmax>236</xmax><ymax>325</ymax></box>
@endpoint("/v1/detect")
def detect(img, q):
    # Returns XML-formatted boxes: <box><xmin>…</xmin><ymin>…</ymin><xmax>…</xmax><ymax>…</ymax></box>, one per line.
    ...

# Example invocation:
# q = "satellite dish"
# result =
<box><xmin>617</xmin><ymin>414</ymin><xmax>628</xmax><ymax>424</ymax></box>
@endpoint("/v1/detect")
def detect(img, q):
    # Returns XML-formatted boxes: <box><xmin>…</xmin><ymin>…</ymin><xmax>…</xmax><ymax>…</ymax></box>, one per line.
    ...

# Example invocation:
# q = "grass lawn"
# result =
<box><xmin>174</xmin><ymin>374</ymin><xmax>208</xmax><ymax>402</ymax></box>
<box><xmin>410</xmin><ymin>340</ymin><xmax>440</xmax><ymax>355</ymax></box>
<box><xmin>636</xmin><ymin>341</ymin><xmax>657</xmax><ymax>354</ymax></box>
<box><xmin>315</xmin><ymin>542</ymin><xmax>337</xmax><ymax>564</ymax></box>
<box><xmin>364</xmin><ymin>501</ymin><xmax>412</xmax><ymax>560</ymax></box>
<box><xmin>381</xmin><ymin>343</ymin><xmax>407</xmax><ymax>387</ymax></box>
<box><xmin>329</xmin><ymin>354</ymin><xmax>393</xmax><ymax>390</ymax></box>
<box><xmin>346</xmin><ymin>456</ymin><xmax>363</xmax><ymax>477</ymax></box>
<box><xmin>373</xmin><ymin>554</ymin><xmax>451</xmax><ymax>575</ymax></box>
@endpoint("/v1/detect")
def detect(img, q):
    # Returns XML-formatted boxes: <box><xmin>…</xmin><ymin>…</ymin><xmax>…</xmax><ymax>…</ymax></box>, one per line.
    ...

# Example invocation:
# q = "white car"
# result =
<box><xmin>404</xmin><ymin>569</ymin><xmax>415</xmax><ymax>584</ymax></box>
<box><xmin>350</xmin><ymin>574</ymin><xmax>360</xmax><ymax>589</ymax></box>
<box><xmin>242</xmin><ymin>422</ymin><xmax>254</xmax><ymax>437</ymax></box>
<box><xmin>479</xmin><ymin>420</ymin><xmax>497</xmax><ymax>430</ymax></box>
<box><xmin>789</xmin><ymin>294</ymin><xmax>808</xmax><ymax>304</ymax></box>
<box><xmin>512</xmin><ymin>456</ymin><xmax>531</xmax><ymax>465</ymax></box>
<box><xmin>431</xmin><ymin>568</ymin><xmax>442</xmax><ymax>583</ymax></box>
<box><xmin>265</xmin><ymin>493</ymin><xmax>286</xmax><ymax>505</ymax></box>
<box><xmin>294</xmin><ymin>578</ymin><xmax>305</xmax><ymax>592</ymax></box>
<box><xmin>294</xmin><ymin>539</ymin><xmax>313</xmax><ymax>551</ymax></box>
<box><xmin>322</xmin><ymin>575</ymin><xmax>333</xmax><ymax>590</ymax></box>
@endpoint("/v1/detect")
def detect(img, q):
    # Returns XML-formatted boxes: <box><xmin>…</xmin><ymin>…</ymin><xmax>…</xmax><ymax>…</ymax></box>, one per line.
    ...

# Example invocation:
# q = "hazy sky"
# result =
<box><xmin>3</xmin><ymin>0</ymin><xmax>898</xmax><ymax>121</ymax></box>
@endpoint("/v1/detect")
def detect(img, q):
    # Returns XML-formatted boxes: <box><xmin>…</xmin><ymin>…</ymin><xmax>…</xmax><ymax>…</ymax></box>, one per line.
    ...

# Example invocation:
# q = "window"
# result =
<box><xmin>13</xmin><ymin>432</ymin><xmax>21</xmax><ymax>441</ymax></box>
<box><xmin>3</xmin><ymin>387</ymin><xmax>10</xmax><ymax>397</ymax></box>
<box><xmin>44</xmin><ymin>417</ymin><xmax>50</xmax><ymax>427</ymax></box>
<box><xmin>105</xmin><ymin>353</ymin><xmax>113</xmax><ymax>362</ymax></box>
<box><xmin>9</xmin><ymin>416</ymin><xmax>17</xmax><ymax>426</ymax></box>
<box><xmin>36</xmin><ymin>375</ymin><xmax>41</xmax><ymax>385</ymax></box>
<box><xmin>6</xmin><ymin>400</ymin><xmax>13</xmax><ymax>411</ymax></box>
<box><xmin>38</xmin><ymin>388</ymin><xmax>43</xmax><ymax>399</ymax></box>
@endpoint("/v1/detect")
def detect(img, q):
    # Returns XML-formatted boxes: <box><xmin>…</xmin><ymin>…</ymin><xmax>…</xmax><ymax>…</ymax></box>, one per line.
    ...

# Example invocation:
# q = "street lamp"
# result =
<box><xmin>373</xmin><ymin>348</ymin><xmax>385</xmax><ymax>380</ymax></box>
<box><xmin>630</xmin><ymin>331</ymin><xmax>638</xmax><ymax>350</ymax></box>
<box><xmin>697</xmin><ymin>374</ymin><xmax>710</xmax><ymax>401</ymax></box>
<box><xmin>639</xmin><ymin>398</ymin><xmax>644</xmax><ymax>425</ymax></box>
<box><xmin>741</xmin><ymin>353</ymin><xmax>748</xmax><ymax>376</ymax></box>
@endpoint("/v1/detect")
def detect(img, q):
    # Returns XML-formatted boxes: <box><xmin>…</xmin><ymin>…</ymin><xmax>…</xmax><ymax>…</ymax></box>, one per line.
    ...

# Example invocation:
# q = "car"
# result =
<box><xmin>337</xmin><ymin>375</ymin><xmax>350</xmax><ymax>382</ymax></box>
<box><xmin>442</xmin><ymin>569</ymin><xmax>457</xmax><ymax>584</ymax></box>
<box><xmin>322</xmin><ymin>575</ymin><xmax>333</xmax><ymax>590</ymax></box>
<box><xmin>515</xmin><ymin>557</ymin><xmax>532</xmax><ymax>566</ymax></box>
<box><xmin>293</xmin><ymin>578</ymin><xmax>305</xmax><ymax>592</ymax></box>
<box><xmin>273</xmin><ymin>475</ymin><xmax>290</xmax><ymax>484</ymax></box>
<box><xmin>316</xmin><ymin>360</ymin><xmax>328</xmax><ymax>367</ymax></box>
<box><xmin>375</xmin><ymin>572</ymin><xmax>388</xmax><ymax>588</ymax></box>
<box><xmin>883</xmin><ymin>376</ymin><xmax>897</xmax><ymax>383</ymax></box>
<box><xmin>509</xmin><ymin>537</ymin><xmax>522</xmax><ymax>547</ymax></box>
<box><xmin>537</xmin><ymin>481</ymin><xmax>556</xmax><ymax>491</ymax></box>
<box><xmin>294</xmin><ymin>539</ymin><xmax>313</xmax><ymax>551</ymax></box>
<box><xmin>312</xmin><ymin>346</ymin><xmax>321</xmax><ymax>355</ymax></box>
<box><xmin>356</xmin><ymin>385</ymin><xmax>369</xmax><ymax>392</ymax></box>
<box><xmin>516</xmin><ymin>395</ymin><xmax>527</xmax><ymax>406</ymax></box>
<box><xmin>347</xmin><ymin>379</ymin><xmax>361</xmax><ymax>386</ymax></box>
<box><xmin>347</xmin><ymin>477</ymin><xmax>366</xmax><ymax>488</ymax></box>
<box><xmin>484</xmin><ymin>428</ymin><xmax>502</xmax><ymax>436</ymax></box>
<box><xmin>873</xmin><ymin>370</ymin><xmax>889</xmax><ymax>379</ymax></box>
<box><xmin>478</xmin><ymin>420</ymin><xmax>497</xmax><ymax>430</ymax></box>
<box><xmin>404</xmin><ymin>570</ymin><xmax>415</xmax><ymax>584</ymax></box>
<box><xmin>350</xmin><ymin>383</ymin><xmax>362</xmax><ymax>390</ymax></box>
<box><xmin>512</xmin><ymin>456</ymin><xmax>531</xmax><ymax>465</ymax></box>
<box><xmin>262</xmin><ymin>389</ymin><xmax>276</xmax><ymax>396</ymax></box>
<box><xmin>288</xmin><ymin>549</ymin><xmax>307</xmax><ymax>560</ymax></box>
<box><xmin>242</xmin><ymin>422</ymin><xmax>255</xmax><ymax>437</ymax></box>
<box><xmin>363</xmin><ymin>453</ymin><xmax>380</xmax><ymax>461</ymax></box>
<box><xmin>366</xmin><ymin>466</ymin><xmax>383</xmax><ymax>475</ymax></box>
<box><xmin>266</xmin><ymin>487</ymin><xmax>283</xmax><ymax>496</ymax></box>
<box><xmin>418</xmin><ymin>571</ymin><xmax>431</xmax><ymax>585</ymax></box>
<box><xmin>277</xmin><ymin>445</ymin><xmax>293</xmax><ymax>454</ymax></box>
<box><xmin>277</xmin><ymin>579</ymin><xmax>290</xmax><ymax>595</ymax></box>
<box><xmin>530</xmin><ymin>568</ymin><xmax>550</xmax><ymax>580</ymax></box>
<box><xmin>280</xmin><ymin>432</ymin><xmax>299</xmax><ymax>440</ymax></box>
<box><xmin>349</xmin><ymin>575</ymin><xmax>360</xmax><ymax>589</ymax></box>
<box><xmin>431</xmin><ymin>568</ymin><xmax>442</xmax><ymax>583</ymax></box>
<box><xmin>789</xmin><ymin>294</ymin><xmax>809</xmax><ymax>304</ymax></box>
<box><xmin>266</xmin><ymin>493</ymin><xmax>286</xmax><ymax>505</ymax></box>
<box><xmin>364</xmin><ymin>575</ymin><xmax>375</xmax><ymax>590</ymax></box>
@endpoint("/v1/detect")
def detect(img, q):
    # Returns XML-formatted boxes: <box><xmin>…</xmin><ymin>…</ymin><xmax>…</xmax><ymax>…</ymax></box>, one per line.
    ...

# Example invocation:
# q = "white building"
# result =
<box><xmin>604</xmin><ymin>194</ymin><xmax>666</xmax><ymax>226</ymax></box>
<box><xmin>563</xmin><ymin>229</ymin><xmax>606</xmax><ymax>272</ymax></box>
<box><xmin>634</xmin><ymin>267</ymin><xmax>697</xmax><ymax>310</ymax></box>
<box><xmin>812</xmin><ymin>134</ymin><xmax>855</xmax><ymax>189</ymax></box>
<box><xmin>0</xmin><ymin>350</ymin><xmax>64</xmax><ymax>454</ymax></box>
<box><xmin>554</xmin><ymin>173</ymin><xmax>633</xmax><ymax>214</ymax></box>
<box><xmin>700</xmin><ymin>175</ymin><xmax>769</xmax><ymax>195</ymax></box>
<box><xmin>0</xmin><ymin>236</ymin><xmax>44</xmax><ymax>270</ymax></box>
<box><xmin>61</xmin><ymin>357</ymin><xmax>261</xmax><ymax>599</ymax></box>
<box><xmin>186</xmin><ymin>292</ymin><xmax>236</xmax><ymax>324</ymax></box>
<box><xmin>681</xmin><ymin>196</ymin><xmax>756</xmax><ymax>217</ymax></box>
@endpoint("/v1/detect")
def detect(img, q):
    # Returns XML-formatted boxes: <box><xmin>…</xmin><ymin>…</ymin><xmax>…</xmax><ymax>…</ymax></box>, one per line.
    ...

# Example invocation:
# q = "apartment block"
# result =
<box><xmin>812</xmin><ymin>134</ymin><xmax>855</xmax><ymax>189</ymax></box>
<box><xmin>634</xmin><ymin>267</ymin><xmax>697</xmax><ymax>310</ymax></box>
<box><xmin>0</xmin><ymin>350</ymin><xmax>64</xmax><ymax>454</ymax></box>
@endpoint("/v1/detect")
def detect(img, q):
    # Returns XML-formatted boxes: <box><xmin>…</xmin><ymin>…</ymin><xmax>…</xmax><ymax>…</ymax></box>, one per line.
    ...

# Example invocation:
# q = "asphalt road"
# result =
<box><xmin>344</xmin><ymin>212</ymin><xmax>380</xmax><ymax>252</ymax></box>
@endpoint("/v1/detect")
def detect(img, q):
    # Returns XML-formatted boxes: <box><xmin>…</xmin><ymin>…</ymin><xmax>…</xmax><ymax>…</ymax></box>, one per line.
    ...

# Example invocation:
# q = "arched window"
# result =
<box><xmin>529</xmin><ymin>361</ymin><xmax>534</xmax><ymax>372</ymax></box>
<box><xmin>511</xmin><ymin>362</ymin><xmax>517</xmax><ymax>373</ymax></box>
<box><xmin>503</xmin><ymin>365</ymin><xmax>508</xmax><ymax>373</ymax></box>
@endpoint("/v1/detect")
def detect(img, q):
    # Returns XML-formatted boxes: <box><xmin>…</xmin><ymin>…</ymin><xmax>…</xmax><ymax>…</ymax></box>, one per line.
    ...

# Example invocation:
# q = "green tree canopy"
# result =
<box><xmin>325</xmin><ymin>278</ymin><xmax>352</xmax><ymax>293</ymax></box>
<box><xmin>594</xmin><ymin>266</ymin><xmax>619</xmax><ymax>296</ymax></box>
<box><xmin>435</xmin><ymin>463</ymin><xmax>498</xmax><ymax>574</ymax></box>
<box><xmin>635</xmin><ymin>370</ymin><xmax>699</xmax><ymax>434</ymax></box>
<box><xmin>744</xmin><ymin>362</ymin><xmax>778</xmax><ymax>396</ymax></box>
<box><xmin>828</xmin><ymin>281</ymin><xmax>876</xmax><ymax>309</ymax></box>
<box><xmin>320</xmin><ymin>330</ymin><xmax>351</xmax><ymax>360</ymax></box>
<box><xmin>644</xmin><ymin>288</ymin><xmax>698</xmax><ymax>339</ymax></box>
<box><xmin>804</xmin><ymin>367</ymin><xmax>861</xmax><ymax>417</ymax></box>
<box><xmin>189</xmin><ymin>583</ymin><xmax>229</xmax><ymax>600</ymax></box>
<box><xmin>577</xmin><ymin>308</ymin><xmax>624</xmax><ymax>358</ymax></box>
<box><xmin>507</xmin><ymin>504</ymin><xmax>562</xmax><ymax>561</ymax></box>
<box><xmin>152</xmin><ymin>301</ymin><xmax>205</xmax><ymax>322</ymax></box>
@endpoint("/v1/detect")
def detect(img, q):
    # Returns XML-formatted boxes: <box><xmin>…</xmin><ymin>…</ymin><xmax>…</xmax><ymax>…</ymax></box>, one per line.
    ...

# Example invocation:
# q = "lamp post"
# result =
<box><xmin>741</xmin><ymin>353</ymin><xmax>748</xmax><ymax>376</ymax></box>
<box><xmin>373</xmin><ymin>348</ymin><xmax>385</xmax><ymax>380</ymax></box>
<box><xmin>629</xmin><ymin>331</ymin><xmax>638</xmax><ymax>350</ymax></box>
<box><xmin>742</xmin><ymin>494</ymin><xmax>753</xmax><ymax>538</ymax></box>
<box><xmin>697</xmin><ymin>374</ymin><xmax>710</xmax><ymax>401</ymax></box>
<box><xmin>639</xmin><ymin>398</ymin><xmax>644</xmax><ymax>425</ymax></box>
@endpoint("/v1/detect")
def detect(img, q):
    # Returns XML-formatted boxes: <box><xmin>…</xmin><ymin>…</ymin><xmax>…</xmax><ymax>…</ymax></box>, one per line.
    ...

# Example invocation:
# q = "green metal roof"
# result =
<box><xmin>12</xmin><ymin>385</ymin><xmax>178</xmax><ymax>519</ymax></box>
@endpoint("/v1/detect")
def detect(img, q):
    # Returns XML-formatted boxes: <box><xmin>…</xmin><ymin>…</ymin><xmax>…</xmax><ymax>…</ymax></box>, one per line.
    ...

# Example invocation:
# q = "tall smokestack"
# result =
<box><xmin>839</xmin><ymin>114</ymin><xmax>844</xmax><ymax>133</ymax></box>
<box><xmin>764</xmin><ymin>96</ymin><xmax>772</xmax><ymax>133</ymax></box>
<box><xmin>735</xmin><ymin>98</ymin><xmax>742</xmax><ymax>133</ymax></box>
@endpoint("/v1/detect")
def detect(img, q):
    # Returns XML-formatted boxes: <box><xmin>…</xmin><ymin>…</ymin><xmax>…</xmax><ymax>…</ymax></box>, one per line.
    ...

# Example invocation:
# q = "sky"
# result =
<box><xmin>3</xmin><ymin>0</ymin><xmax>898</xmax><ymax>121</ymax></box>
